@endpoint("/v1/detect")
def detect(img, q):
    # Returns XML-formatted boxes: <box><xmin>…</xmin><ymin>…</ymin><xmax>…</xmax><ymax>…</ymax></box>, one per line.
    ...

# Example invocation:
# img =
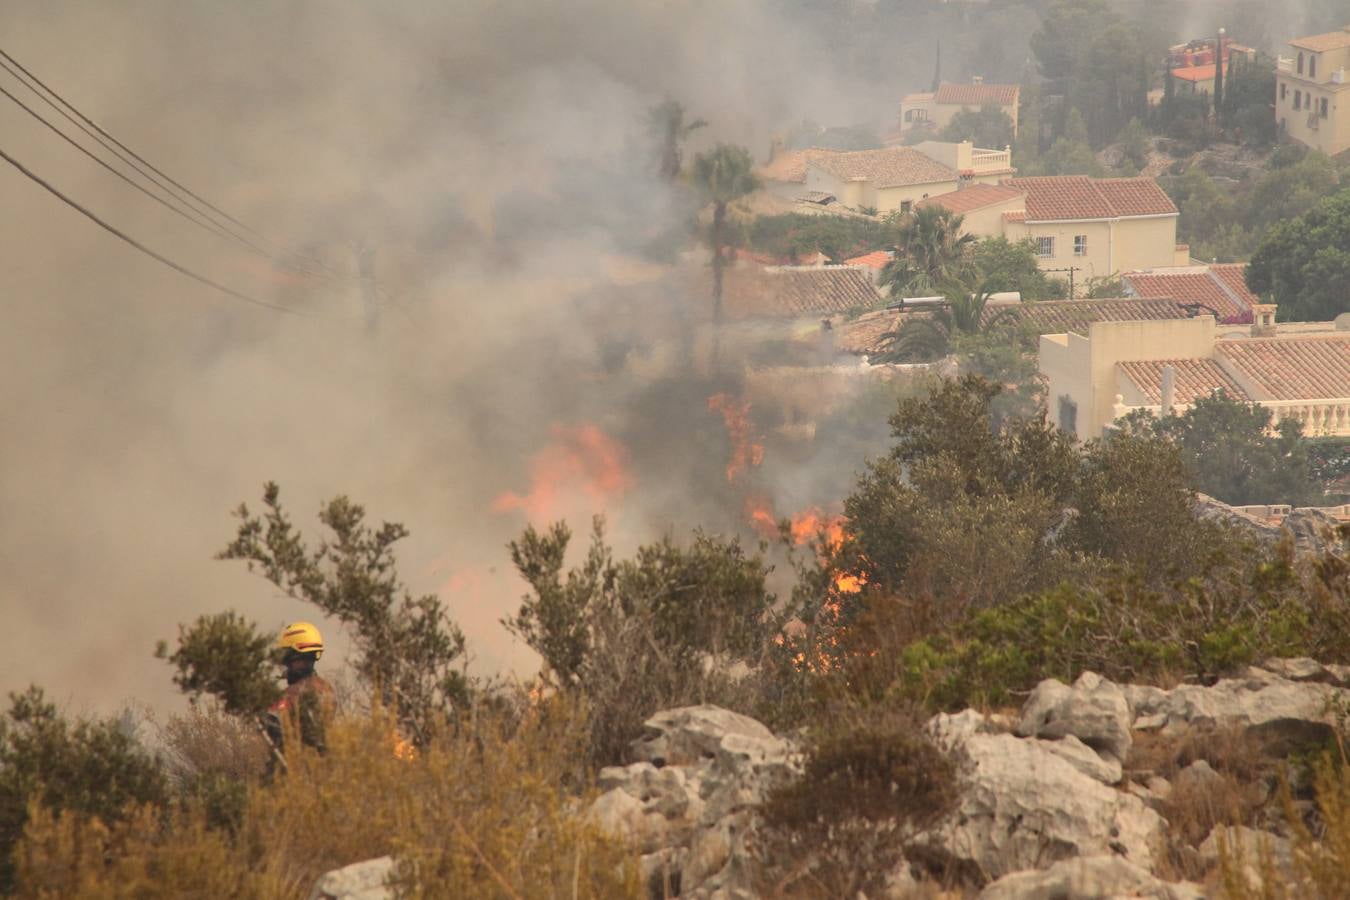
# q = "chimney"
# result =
<box><xmin>972</xmin><ymin>75</ymin><xmax>984</xmax><ymax>85</ymax></box>
<box><xmin>1251</xmin><ymin>303</ymin><xmax>1277</xmax><ymax>337</ymax></box>
<box><xmin>768</xmin><ymin>135</ymin><xmax>785</xmax><ymax>163</ymax></box>
<box><xmin>1160</xmin><ymin>364</ymin><xmax>1176</xmax><ymax>416</ymax></box>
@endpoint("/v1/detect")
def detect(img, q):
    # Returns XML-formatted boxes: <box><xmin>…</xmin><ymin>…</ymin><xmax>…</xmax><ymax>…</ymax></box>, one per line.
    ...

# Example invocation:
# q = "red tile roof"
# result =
<box><xmin>1172</xmin><ymin>65</ymin><xmax>1217</xmax><ymax>83</ymax></box>
<box><xmin>1124</xmin><ymin>264</ymin><xmax>1260</xmax><ymax>323</ymax></box>
<box><xmin>1290</xmin><ymin>29</ymin><xmax>1350</xmax><ymax>53</ymax></box>
<box><xmin>844</xmin><ymin>250</ymin><xmax>893</xmax><ymax>270</ymax></box>
<box><xmin>721</xmin><ymin>266</ymin><xmax>881</xmax><ymax>319</ymax></box>
<box><xmin>1003</xmin><ymin>176</ymin><xmax>1177</xmax><ymax>221</ymax></box>
<box><xmin>988</xmin><ymin>297</ymin><xmax>1193</xmax><ymax>333</ymax></box>
<box><xmin>933</xmin><ymin>82</ymin><xmax>1021</xmax><ymax>107</ymax></box>
<box><xmin>758</xmin><ymin>148</ymin><xmax>841</xmax><ymax>183</ymax></box>
<box><xmin>1210</xmin><ymin>264</ymin><xmax>1262</xmax><ymax>308</ymax></box>
<box><xmin>811</xmin><ymin>147</ymin><xmax>957</xmax><ymax>188</ymax></box>
<box><xmin>1217</xmin><ymin>335</ymin><xmax>1350</xmax><ymax>401</ymax></box>
<box><xmin>1118</xmin><ymin>358</ymin><xmax>1249</xmax><ymax>404</ymax></box>
<box><xmin>917</xmin><ymin>183</ymin><xmax>1025</xmax><ymax>214</ymax></box>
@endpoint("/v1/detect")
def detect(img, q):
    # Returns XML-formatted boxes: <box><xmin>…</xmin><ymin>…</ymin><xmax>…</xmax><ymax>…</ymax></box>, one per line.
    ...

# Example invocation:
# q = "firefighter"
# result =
<box><xmin>263</xmin><ymin>621</ymin><xmax>335</xmax><ymax>761</ymax></box>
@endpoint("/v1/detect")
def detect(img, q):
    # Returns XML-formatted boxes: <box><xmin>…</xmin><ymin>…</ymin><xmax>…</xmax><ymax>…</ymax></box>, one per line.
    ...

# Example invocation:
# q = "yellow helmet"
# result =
<box><xmin>278</xmin><ymin>621</ymin><xmax>324</xmax><ymax>659</ymax></box>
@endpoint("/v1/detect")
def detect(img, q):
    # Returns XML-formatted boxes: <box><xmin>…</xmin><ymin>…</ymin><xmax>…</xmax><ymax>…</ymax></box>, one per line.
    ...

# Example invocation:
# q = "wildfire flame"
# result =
<box><xmin>744</xmin><ymin>499</ymin><xmax>863</xmax><ymax>594</ymax></box>
<box><xmin>707</xmin><ymin>394</ymin><xmax>764</xmax><ymax>483</ymax></box>
<box><xmin>492</xmin><ymin>424</ymin><xmax>633</xmax><ymax>521</ymax></box>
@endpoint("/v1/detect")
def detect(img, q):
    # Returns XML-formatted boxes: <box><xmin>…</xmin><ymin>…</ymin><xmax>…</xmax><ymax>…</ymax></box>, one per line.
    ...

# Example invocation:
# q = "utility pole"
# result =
<box><xmin>1043</xmin><ymin>265</ymin><xmax>1080</xmax><ymax>298</ymax></box>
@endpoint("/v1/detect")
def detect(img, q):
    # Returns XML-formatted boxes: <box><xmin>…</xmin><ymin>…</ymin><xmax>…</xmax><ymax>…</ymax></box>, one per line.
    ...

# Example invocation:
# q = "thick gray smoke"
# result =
<box><xmin>0</xmin><ymin>0</ymin><xmax>913</xmax><ymax>714</ymax></box>
<box><xmin>8</xmin><ymin>0</ymin><xmax>1336</xmax><ymax>715</ymax></box>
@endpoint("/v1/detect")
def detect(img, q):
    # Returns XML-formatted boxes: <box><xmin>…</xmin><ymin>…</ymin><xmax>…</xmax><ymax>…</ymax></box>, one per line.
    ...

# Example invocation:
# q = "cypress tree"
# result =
<box><xmin>1213</xmin><ymin>29</ymin><xmax>1225</xmax><ymax>127</ymax></box>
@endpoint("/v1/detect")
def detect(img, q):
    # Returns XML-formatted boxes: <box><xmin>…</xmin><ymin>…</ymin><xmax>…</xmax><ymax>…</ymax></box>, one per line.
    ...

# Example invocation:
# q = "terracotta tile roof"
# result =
<box><xmin>843</xmin><ymin>250</ymin><xmax>894</xmax><ymax>270</ymax></box>
<box><xmin>1217</xmin><ymin>335</ymin><xmax>1350</xmax><ymax>400</ymax></box>
<box><xmin>758</xmin><ymin>148</ymin><xmax>841</xmax><ymax>184</ymax></box>
<box><xmin>1172</xmin><ymin>65</ymin><xmax>1217</xmax><ymax>83</ymax></box>
<box><xmin>933</xmin><ymin>82</ymin><xmax>1020</xmax><ymax>107</ymax></box>
<box><xmin>1003</xmin><ymin>176</ymin><xmax>1177</xmax><ymax>221</ymax></box>
<box><xmin>988</xmin><ymin>297</ymin><xmax>1193</xmax><ymax>333</ymax></box>
<box><xmin>1118</xmin><ymin>358</ymin><xmax>1250</xmax><ymax>404</ymax></box>
<box><xmin>810</xmin><ymin>147</ymin><xmax>957</xmax><ymax>188</ymax></box>
<box><xmin>1122</xmin><ymin>267</ymin><xmax>1254</xmax><ymax>321</ymax></box>
<box><xmin>835</xmin><ymin>310</ymin><xmax>903</xmax><ymax>355</ymax></box>
<box><xmin>1003</xmin><ymin>210</ymin><xmax>1027</xmax><ymax>222</ymax></box>
<box><xmin>917</xmin><ymin>183</ymin><xmax>1025</xmax><ymax>214</ymax></box>
<box><xmin>1210</xmin><ymin>264</ymin><xmax>1261</xmax><ymax>308</ymax></box>
<box><xmin>721</xmin><ymin>266</ymin><xmax>882</xmax><ymax>319</ymax></box>
<box><xmin>1290</xmin><ymin>29</ymin><xmax>1350</xmax><ymax>53</ymax></box>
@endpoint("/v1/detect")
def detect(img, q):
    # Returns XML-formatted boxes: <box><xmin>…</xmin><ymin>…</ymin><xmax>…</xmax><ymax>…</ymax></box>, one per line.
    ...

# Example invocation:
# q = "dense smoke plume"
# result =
<box><xmin>0</xmin><ymin>0</ymin><xmax>911</xmax><ymax>713</ymax></box>
<box><xmin>5</xmin><ymin>0</ymin><xmax>1340</xmax><ymax>714</ymax></box>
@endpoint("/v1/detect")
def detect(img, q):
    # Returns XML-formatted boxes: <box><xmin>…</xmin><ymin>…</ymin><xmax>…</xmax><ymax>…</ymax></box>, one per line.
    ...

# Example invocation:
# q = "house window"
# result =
<box><xmin>1058</xmin><ymin>396</ymin><xmax>1078</xmax><ymax>434</ymax></box>
<box><xmin>1035</xmin><ymin>236</ymin><xmax>1055</xmax><ymax>258</ymax></box>
<box><xmin>1073</xmin><ymin>234</ymin><xmax>1088</xmax><ymax>256</ymax></box>
<box><xmin>1322</xmin><ymin>97</ymin><xmax>1329</xmax><ymax>118</ymax></box>
<box><xmin>1298</xmin><ymin>52</ymin><xmax>1305</xmax><ymax>74</ymax></box>
<box><xmin>1295</xmin><ymin>90</ymin><xmax>1302</xmax><ymax>110</ymax></box>
<box><xmin>1280</xmin><ymin>83</ymin><xmax>1287</xmax><ymax>101</ymax></box>
<box><xmin>1311</xmin><ymin>55</ymin><xmax>1318</xmax><ymax>78</ymax></box>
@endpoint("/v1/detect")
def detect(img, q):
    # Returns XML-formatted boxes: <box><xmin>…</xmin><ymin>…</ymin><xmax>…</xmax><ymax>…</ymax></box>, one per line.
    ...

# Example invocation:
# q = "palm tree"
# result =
<box><xmin>649</xmin><ymin>99</ymin><xmax>706</xmax><ymax>182</ymax></box>
<box><xmin>875</xmin><ymin>282</ymin><xmax>1015</xmax><ymax>362</ymax></box>
<box><xmin>879</xmin><ymin>206</ymin><xmax>977</xmax><ymax>298</ymax></box>
<box><xmin>691</xmin><ymin>144</ymin><xmax>760</xmax><ymax>327</ymax></box>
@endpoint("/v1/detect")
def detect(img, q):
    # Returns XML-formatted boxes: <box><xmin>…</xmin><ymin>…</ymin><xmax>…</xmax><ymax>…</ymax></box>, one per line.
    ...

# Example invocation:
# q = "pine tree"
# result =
<box><xmin>1213</xmin><ymin>30</ymin><xmax>1225</xmax><ymax>128</ymax></box>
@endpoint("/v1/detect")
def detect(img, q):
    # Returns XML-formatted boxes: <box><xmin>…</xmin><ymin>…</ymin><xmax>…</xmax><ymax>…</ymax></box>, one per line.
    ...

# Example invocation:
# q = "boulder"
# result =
<box><xmin>977</xmin><ymin>856</ymin><xmax>1203</xmax><ymax>900</ymax></box>
<box><xmin>590</xmin><ymin>706</ymin><xmax>798</xmax><ymax>899</ymax></box>
<box><xmin>1258</xmin><ymin>657</ymin><xmax>1350</xmax><ymax>687</ymax></box>
<box><xmin>921</xmin><ymin>713</ymin><xmax>1164</xmax><ymax>881</ymax></box>
<box><xmin>307</xmin><ymin>857</ymin><xmax>395</xmax><ymax>900</ymax></box>
<box><xmin>1153</xmin><ymin>671</ymin><xmax>1347</xmax><ymax>751</ymax></box>
<box><xmin>1122</xmin><ymin>684</ymin><xmax>1169</xmax><ymax>721</ymax></box>
<box><xmin>1017</xmin><ymin>672</ymin><xmax>1132</xmax><ymax>763</ymax></box>
<box><xmin>631</xmin><ymin>705</ymin><xmax>788</xmax><ymax>769</ymax></box>
<box><xmin>1040</xmin><ymin>733</ymin><xmax>1123</xmax><ymax>785</ymax></box>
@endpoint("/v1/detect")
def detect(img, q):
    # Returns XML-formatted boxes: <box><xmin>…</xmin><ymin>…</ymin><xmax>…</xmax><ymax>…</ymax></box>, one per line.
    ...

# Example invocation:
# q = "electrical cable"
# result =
<box><xmin>0</xmin><ymin>81</ymin><xmax>254</xmax><ymax>248</ymax></box>
<box><xmin>0</xmin><ymin>143</ymin><xmax>304</xmax><ymax>315</ymax></box>
<box><xmin>0</xmin><ymin>47</ymin><xmax>346</xmax><ymax>282</ymax></box>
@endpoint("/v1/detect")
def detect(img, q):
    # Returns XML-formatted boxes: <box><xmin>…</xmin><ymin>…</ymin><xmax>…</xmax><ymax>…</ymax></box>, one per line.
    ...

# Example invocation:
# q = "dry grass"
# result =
<box><xmin>14</xmin><ymin>698</ymin><xmax>641</xmax><ymax>899</ymax></box>
<box><xmin>1128</xmin><ymin>726</ymin><xmax>1272</xmax><ymax>883</ymax></box>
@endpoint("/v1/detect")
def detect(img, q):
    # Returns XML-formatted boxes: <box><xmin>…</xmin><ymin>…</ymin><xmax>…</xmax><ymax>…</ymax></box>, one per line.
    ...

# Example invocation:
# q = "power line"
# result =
<box><xmin>0</xmin><ymin>80</ymin><xmax>252</xmax><ymax>248</ymax></box>
<box><xmin>0</xmin><ymin>47</ymin><xmax>346</xmax><ymax>283</ymax></box>
<box><xmin>0</xmin><ymin>143</ymin><xmax>304</xmax><ymax>315</ymax></box>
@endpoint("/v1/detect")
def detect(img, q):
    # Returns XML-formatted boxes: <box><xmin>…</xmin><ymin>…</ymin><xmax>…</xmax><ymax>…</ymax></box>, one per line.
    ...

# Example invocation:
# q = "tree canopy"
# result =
<box><xmin>1247</xmin><ymin>186</ymin><xmax>1350</xmax><ymax>321</ymax></box>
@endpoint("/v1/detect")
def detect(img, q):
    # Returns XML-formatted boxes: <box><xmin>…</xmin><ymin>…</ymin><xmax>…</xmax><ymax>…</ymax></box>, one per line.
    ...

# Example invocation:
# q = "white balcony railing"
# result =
<box><xmin>1113</xmin><ymin>397</ymin><xmax>1350</xmax><ymax>436</ymax></box>
<box><xmin>1277</xmin><ymin>56</ymin><xmax>1293</xmax><ymax>73</ymax></box>
<box><xmin>1333</xmin><ymin>68</ymin><xmax>1347</xmax><ymax>84</ymax></box>
<box><xmin>970</xmin><ymin>148</ymin><xmax>1012</xmax><ymax>172</ymax></box>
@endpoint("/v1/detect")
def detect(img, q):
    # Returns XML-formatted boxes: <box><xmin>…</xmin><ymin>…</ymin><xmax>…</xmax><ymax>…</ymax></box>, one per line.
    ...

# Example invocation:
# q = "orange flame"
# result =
<box><xmin>493</xmin><ymin>424</ymin><xmax>633</xmax><ymax>520</ymax></box>
<box><xmin>392</xmin><ymin>733</ymin><xmax>417</xmax><ymax>761</ymax></box>
<box><xmin>708</xmin><ymin>394</ymin><xmax>765</xmax><ymax>483</ymax></box>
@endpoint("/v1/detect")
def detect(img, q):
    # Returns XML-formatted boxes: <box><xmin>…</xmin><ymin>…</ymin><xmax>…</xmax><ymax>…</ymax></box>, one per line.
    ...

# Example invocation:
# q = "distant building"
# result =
<box><xmin>897</xmin><ymin>78</ymin><xmax>1021</xmax><ymax>140</ymax></box>
<box><xmin>1121</xmin><ymin>263</ymin><xmax>1259</xmax><ymax>323</ymax></box>
<box><xmin>804</xmin><ymin>141</ymin><xmax>1013</xmax><ymax>215</ymax></box>
<box><xmin>919</xmin><ymin>175</ymin><xmax>1189</xmax><ymax>284</ymax></box>
<box><xmin>1276</xmin><ymin>25</ymin><xmax>1350</xmax><ymax>157</ymax></box>
<box><xmin>1040</xmin><ymin>311</ymin><xmax>1350</xmax><ymax>441</ymax></box>
<box><xmin>1167</xmin><ymin>36</ymin><xmax>1257</xmax><ymax>97</ymax></box>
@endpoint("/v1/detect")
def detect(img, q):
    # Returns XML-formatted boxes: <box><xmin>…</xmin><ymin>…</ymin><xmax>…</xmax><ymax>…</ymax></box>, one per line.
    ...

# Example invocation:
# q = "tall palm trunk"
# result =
<box><xmin>711</xmin><ymin>200</ymin><xmax>727</xmax><ymax>325</ymax></box>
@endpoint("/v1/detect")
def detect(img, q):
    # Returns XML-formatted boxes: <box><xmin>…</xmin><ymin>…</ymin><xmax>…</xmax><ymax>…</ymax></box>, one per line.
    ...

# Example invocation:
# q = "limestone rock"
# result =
<box><xmin>917</xmin><ymin>721</ymin><xmax>1164</xmax><ymax>881</ymax></box>
<box><xmin>977</xmin><ymin>856</ymin><xmax>1202</xmax><ymax>900</ymax></box>
<box><xmin>631</xmin><ymin>705</ymin><xmax>786</xmax><ymax>768</ymax></box>
<box><xmin>1017</xmin><ymin>671</ymin><xmax>1133</xmax><ymax>763</ymax></box>
<box><xmin>307</xmin><ymin>857</ymin><xmax>395</xmax><ymax>900</ymax></box>
<box><xmin>1040</xmin><ymin>733</ymin><xmax>1124</xmax><ymax>785</ymax></box>
<box><xmin>1153</xmin><ymin>671</ymin><xmax>1346</xmax><ymax>751</ymax></box>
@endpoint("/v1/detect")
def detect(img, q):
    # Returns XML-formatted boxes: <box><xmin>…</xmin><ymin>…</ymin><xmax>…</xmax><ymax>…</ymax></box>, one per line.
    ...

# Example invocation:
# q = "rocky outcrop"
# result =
<box><xmin>1017</xmin><ymin>671</ymin><xmax>1133</xmax><ymax>764</ymax></box>
<box><xmin>589</xmin><ymin>704</ymin><xmax>798</xmax><ymax>899</ymax></box>
<box><xmin>1136</xmin><ymin>664</ymin><xmax>1350</xmax><ymax>753</ymax></box>
<box><xmin>917</xmin><ymin>711</ymin><xmax>1163</xmax><ymax>882</ymax></box>
<box><xmin>1194</xmin><ymin>493</ymin><xmax>1345</xmax><ymax>556</ymax></box>
<box><xmin>307</xmin><ymin>857</ymin><xmax>394</xmax><ymax>900</ymax></box>
<box><xmin>977</xmin><ymin>856</ymin><xmax>1203</xmax><ymax>900</ymax></box>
